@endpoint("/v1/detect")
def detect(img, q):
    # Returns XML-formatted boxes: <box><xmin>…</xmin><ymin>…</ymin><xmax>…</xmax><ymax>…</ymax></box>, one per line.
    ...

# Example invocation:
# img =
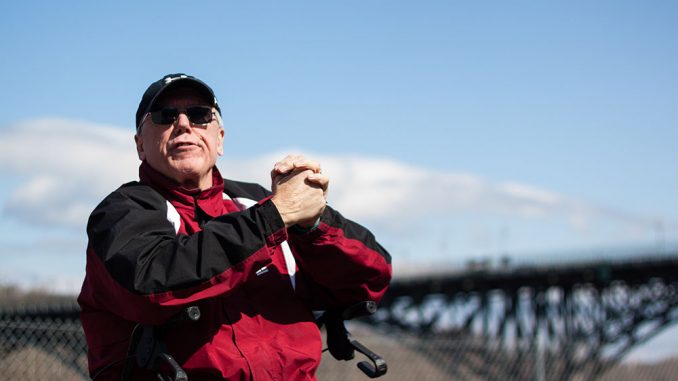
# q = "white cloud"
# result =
<box><xmin>0</xmin><ymin>118</ymin><xmax>671</xmax><ymax>245</ymax></box>
<box><xmin>0</xmin><ymin>118</ymin><xmax>136</xmax><ymax>180</ymax></box>
<box><xmin>0</xmin><ymin>118</ymin><xmax>138</xmax><ymax>228</ymax></box>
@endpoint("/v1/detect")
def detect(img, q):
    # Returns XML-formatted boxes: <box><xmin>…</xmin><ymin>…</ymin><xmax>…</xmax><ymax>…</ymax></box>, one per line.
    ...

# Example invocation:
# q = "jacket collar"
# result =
<box><xmin>138</xmin><ymin>161</ymin><xmax>227</xmax><ymax>217</ymax></box>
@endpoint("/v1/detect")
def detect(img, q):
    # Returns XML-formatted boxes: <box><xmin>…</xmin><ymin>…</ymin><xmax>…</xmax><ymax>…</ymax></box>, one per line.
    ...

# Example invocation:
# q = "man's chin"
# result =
<box><xmin>168</xmin><ymin>162</ymin><xmax>214</xmax><ymax>188</ymax></box>
<box><xmin>169</xmin><ymin>157</ymin><xmax>208</xmax><ymax>172</ymax></box>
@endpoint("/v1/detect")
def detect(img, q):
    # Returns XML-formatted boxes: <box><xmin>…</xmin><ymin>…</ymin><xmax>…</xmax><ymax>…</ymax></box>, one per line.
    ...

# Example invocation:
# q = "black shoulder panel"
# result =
<box><xmin>222</xmin><ymin>178</ymin><xmax>271</xmax><ymax>200</ymax></box>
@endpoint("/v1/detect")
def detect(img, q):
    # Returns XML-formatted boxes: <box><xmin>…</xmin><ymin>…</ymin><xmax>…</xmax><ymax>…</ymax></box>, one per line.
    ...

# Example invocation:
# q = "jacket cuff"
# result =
<box><xmin>258</xmin><ymin>197</ymin><xmax>288</xmax><ymax>247</ymax></box>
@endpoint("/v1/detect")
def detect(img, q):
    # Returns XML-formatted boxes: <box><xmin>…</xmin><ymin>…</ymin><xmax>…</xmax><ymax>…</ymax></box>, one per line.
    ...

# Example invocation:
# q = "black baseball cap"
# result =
<box><xmin>135</xmin><ymin>73</ymin><xmax>221</xmax><ymax>130</ymax></box>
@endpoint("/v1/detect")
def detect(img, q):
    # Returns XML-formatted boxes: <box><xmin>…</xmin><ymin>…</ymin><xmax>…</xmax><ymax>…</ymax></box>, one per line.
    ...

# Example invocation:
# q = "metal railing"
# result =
<box><xmin>1</xmin><ymin>299</ymin><xmax>676</xmax><ymax>380</ymax></box>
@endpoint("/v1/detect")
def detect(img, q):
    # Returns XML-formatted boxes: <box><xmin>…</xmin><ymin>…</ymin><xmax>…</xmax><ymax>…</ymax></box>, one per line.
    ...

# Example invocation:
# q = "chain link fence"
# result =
<box><xmin>1</xmin><ymin>298</ymin><xmax>676</xmax><ymax>380</ymax></box>
<box><xmin>0</xmin><ymin>298</ymin><xmax>88</xmax><ymax>381</ymax></box>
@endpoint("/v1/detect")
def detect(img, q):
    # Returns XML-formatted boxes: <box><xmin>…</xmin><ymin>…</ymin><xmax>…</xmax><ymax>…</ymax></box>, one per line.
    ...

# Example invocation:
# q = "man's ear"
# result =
<box><xmin>134</xmin><ymin>134</ymin><xmax>146</xmax><ymax>161</ymax></box>
<box><xmin>217</xmin><ymin>127</ymin><xmax>225</xmax><ymax>156</ymax></box>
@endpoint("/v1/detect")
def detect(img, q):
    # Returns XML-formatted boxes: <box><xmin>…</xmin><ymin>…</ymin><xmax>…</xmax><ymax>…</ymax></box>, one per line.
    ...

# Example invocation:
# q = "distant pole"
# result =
<box><xmin>498</xmin><ymin>225</ymin><xmax>510</xmax><ymax>267</ymax></box>
<box><xmin>654</xmin><ymin>220</ymin><xmax>665</xmax><ymax>253</ymax></box>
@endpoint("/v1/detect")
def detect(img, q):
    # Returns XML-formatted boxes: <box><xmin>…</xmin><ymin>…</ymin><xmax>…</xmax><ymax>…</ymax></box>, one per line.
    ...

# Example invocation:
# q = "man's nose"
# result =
<box><xmin>174</xmin><ymin>113</ymin><xmax>192</xmax><ymax>131</ymax></box>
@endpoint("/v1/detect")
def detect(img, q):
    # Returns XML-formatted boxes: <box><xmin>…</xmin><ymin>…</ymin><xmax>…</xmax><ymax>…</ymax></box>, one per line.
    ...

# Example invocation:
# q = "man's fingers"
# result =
<box><xmin>306</xmin><ymin>173</ymin><xmax>329</xmax><ymax>193</ymax></box>
<box><xmin>272</xmin><ymin>155</ymin><xmax>321</xmax><ymax>176</ymax></box>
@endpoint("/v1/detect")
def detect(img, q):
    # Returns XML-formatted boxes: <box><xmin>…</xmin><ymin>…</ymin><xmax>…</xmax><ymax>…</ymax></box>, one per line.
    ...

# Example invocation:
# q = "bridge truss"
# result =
<box><xmin>366</xmin><ymin>255</ymin><xmax>678</xmax><ymax>380</ymax></box>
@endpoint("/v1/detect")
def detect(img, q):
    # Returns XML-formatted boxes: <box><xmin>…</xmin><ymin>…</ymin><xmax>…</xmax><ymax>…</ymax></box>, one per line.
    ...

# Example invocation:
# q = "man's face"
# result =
<box><xmin>135</xmin><ymin>88</ymin><xmax>224</xmax><ymax>189</ymax></box>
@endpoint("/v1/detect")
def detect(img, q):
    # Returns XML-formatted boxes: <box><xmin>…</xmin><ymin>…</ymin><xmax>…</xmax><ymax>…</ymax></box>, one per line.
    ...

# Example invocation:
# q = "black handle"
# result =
<box><xmin>352</xmin><ymin>339</ymin><xmax>388</xmax><ymax>378</ymax></box>
<box><xmin>323</xmin><ymin>301</ymin><xmax>387</xmax><ymax>378</ymax></box>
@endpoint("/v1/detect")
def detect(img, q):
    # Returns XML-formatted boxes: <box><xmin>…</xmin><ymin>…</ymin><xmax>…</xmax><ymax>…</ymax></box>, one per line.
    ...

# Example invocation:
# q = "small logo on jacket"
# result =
<box><xmin>255</xmin><ymin>266</ymin><xmax>270</xmax><ymax>276</ymax></box>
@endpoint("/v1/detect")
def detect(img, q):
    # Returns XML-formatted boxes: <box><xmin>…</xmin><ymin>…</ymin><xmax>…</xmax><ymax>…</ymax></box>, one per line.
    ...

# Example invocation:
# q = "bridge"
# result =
<box><xmin>1</xmin><ymin>254</ymin><xmax>677</xmax><ymax>380</ymax></box>
<box><xmin>364</xmin><ymin>254</ymin><xmax>678</xmax><ymax>380</ymax></box>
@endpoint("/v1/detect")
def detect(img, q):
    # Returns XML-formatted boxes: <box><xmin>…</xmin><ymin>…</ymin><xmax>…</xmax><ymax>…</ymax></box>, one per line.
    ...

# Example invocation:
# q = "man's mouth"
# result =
<box><xmin>173</xmin><ymin>141</ymin><xmax>196</xmax><ymax>148</ymax></box>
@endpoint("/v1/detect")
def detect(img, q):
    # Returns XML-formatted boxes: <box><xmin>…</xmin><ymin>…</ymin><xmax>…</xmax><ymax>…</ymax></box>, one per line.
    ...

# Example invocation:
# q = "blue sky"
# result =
<box><xmin>2</xmin><ymin>0</ymin><xmax>678</xmax><ymax>281</ymax></box>
<box><xmin>1</xmin><ymin>1</ymin><xmax>678</xmax><ymax>358</ymax></box>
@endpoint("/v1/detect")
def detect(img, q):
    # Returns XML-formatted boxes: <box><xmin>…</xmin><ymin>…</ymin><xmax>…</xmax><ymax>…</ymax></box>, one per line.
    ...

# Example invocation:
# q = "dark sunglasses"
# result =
<box><xmin>148</xmin><ymin>106</ymin><xmax>216</xmax><ymax>126</ymax></box>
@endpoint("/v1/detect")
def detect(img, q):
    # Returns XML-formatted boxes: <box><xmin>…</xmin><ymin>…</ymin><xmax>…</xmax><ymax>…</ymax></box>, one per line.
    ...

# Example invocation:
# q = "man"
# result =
<box><xmin>78</xmin><ymin>73</ymin><xmax>392</xmax><ymax>381</ymax></box>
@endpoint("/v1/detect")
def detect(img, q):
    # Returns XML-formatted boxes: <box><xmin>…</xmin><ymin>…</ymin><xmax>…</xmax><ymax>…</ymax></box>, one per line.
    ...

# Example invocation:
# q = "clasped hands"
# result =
<box><xmin>270</xmin><ymin>155</ymin><xmax>329</xmax><ymax>229</ymax></box>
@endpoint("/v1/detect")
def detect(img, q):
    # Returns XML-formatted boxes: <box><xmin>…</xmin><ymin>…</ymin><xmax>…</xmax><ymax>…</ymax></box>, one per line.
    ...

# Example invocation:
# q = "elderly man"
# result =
<box><xmin>78</xmin><ymin>73</ymin><xmax>392</xmax><ymax>381</ymax></box>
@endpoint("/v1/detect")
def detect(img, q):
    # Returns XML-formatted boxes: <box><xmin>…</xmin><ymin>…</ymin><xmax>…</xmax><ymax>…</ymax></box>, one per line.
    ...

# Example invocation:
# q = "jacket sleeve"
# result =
<box><xmin>79</xmin><ymin>183</ymin><xmax>286</xmax><ymax>324</ymax></box>
<box><xmin>287</xmin><ymin>205</ymin><xmax>392</xmax><ymax>310</ymax></box>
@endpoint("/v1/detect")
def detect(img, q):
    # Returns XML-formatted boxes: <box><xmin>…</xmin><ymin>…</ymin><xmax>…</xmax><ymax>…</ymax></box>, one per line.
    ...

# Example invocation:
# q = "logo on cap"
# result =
<box><xmin>163</xmin><ymin>74</ymin><xmax>189</xmax><ymax>85</ymax></box>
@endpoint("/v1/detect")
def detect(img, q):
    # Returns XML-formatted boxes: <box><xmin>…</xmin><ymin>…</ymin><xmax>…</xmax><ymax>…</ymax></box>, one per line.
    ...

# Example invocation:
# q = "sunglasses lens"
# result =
<box><xmin>148</xmin><ymin>106</ymin><xmax>213</xmax><ymax>125</ymax></box>
<box><xmin>151</xmin><ymin>108</ymin><xmax>179</xmax><ymax>124</ymax></box>
<box><xmin>187</xmin><ymin>106</ymin><xmax>213</xmax><ymax>125</ymax></box>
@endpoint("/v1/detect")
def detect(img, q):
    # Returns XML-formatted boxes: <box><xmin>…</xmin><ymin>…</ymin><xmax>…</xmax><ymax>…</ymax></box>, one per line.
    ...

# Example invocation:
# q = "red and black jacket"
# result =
<box><xmin>78</xmin><ymin>162</ymin><xmax>392</xmax><ymax>381</ymax></box>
